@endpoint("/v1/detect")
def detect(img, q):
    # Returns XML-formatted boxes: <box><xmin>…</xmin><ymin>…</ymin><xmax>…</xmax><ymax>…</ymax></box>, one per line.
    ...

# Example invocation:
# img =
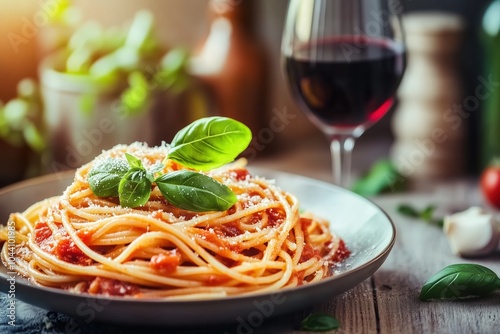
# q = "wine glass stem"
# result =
<box><xmin>330</xmin><ymin>135</ymin><xmax>355</xmax><ymax>188</ymax></box>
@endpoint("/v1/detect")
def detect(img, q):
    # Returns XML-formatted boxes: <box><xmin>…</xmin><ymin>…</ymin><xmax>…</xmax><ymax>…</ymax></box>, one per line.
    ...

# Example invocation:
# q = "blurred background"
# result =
<box><xmin>0</xmin><ymin>0</ymin><xmax>498</xmax><ymax>193</ymax></box>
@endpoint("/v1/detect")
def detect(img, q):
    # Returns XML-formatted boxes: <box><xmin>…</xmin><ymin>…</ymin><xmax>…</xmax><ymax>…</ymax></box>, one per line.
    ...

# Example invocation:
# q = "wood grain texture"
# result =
<box><xmin>373</xmin><ymin>195</ymin><xmax>500</xmax><ymax>334</ymax></box>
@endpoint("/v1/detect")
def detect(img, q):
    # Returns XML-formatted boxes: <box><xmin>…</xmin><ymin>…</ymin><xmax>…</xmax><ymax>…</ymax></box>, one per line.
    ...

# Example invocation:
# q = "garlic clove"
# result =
<box><xmin>443</xmin><ymin>207</ymin><xmax>500</xmax><ymax>257</ymax></box>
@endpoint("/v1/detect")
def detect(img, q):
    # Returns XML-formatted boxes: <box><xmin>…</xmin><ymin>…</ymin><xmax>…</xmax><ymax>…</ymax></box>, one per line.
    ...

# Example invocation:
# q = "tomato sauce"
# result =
<box><xmin>299</xmin><ymin>244</ymin><xmax>320</xmax><ymax>263</ymax></box>
<box><xmin>34</xmin><ymin>222</ymin><xmax>52</xmax><ymax>244</ymax></box>
<box><xmin>88</xmin><ymin>277</ymin><xmax>140</xmax><ymax>296</ymax></box>
<box><xmin>205</xmin><ymin>274</ymin><xmax>231</xmax><ymax>286</ymax></box>
<box><xmin>150</xmin><ymin>250</ymin><xmax>181</xmax><ymax>273</ymax></box>
<box><xmin>266</xmin><ymin>208</ymin><xmax>284</xmax><ymax>227</ymax></box>
<box><xmin>33</xmin><ymin>221</ymin><xmax>93</xmax><ymax>265</ymax></box>
<box><xmin>232</xmin><ymin>168</ymin><xmax>251</xmax><ymax>181</ymax></box>
<box><xmin>331</xmin><ymin>239</ymin><xmax>350</xmax><ymax>262</ymax></box>
<box><xmin>216</xmin><ymin>222</ymin><xmax>242</xmax><ymax>237</ymax></box>
<box><xmin>300</xmin><ymin>217</ymin><xmax>313</xmax><ymax>230</ymax></box>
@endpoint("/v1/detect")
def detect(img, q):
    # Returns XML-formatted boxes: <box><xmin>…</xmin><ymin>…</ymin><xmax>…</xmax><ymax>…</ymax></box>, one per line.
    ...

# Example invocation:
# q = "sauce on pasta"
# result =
<box><xmin>0</xmin><ymin>143</ymin><xmax>349</xmax><ymax>299</ymax></box>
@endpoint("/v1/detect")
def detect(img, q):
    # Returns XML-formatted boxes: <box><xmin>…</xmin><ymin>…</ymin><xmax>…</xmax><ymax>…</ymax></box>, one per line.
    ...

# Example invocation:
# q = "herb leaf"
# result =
<box><xmin>397</xmin><ymin>204</ymin><xmax>420</xmax><ymax>218</ymax></box>
<box><xmin>125</xmin><ymin>153</ymin><xmax>144</xmax><ymax>170</ymax></box>
<box><xmin>352</xmin><ymin>159</ymin><xmax>406</xmax><ymax>196</ymax></box>
<box><xmin>88</xmin><ymin>158</ymin><xmax>130</xmax><ymax>197</ymax></box>
<box><xmin>420</xmin><ymin>264</ymin><xmax>500</xmax><ymax>301</ymax></box>
<box><xmin>167</xmin><ymin>117</ymin><xmax>252</xmax><ymax>171</ymax></box>
<box><xmin>300</xmin><ymin>313</ymin><xmax>340</xmax><ymax>332</ymax></box>
<box><xmin>118</xmin><ymin>169</ymin><xmax>151</xmax><ymax>208</ymax></box>
<box><xmin>155</xmin><ymin>170</ymin><xmax>237</xmax><ymax>212</ymax></box>
<box><xmin>397</xmin><ymin>204</ymin><xmax>443</xmax><ymax>228</ymax></box>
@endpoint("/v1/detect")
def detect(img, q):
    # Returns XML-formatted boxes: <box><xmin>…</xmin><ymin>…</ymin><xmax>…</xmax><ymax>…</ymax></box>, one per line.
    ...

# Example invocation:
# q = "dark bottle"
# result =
<box><xmin>190</xmin><ymin>0</ymin><xmax>268</xmax><ymax>137</ymax></box>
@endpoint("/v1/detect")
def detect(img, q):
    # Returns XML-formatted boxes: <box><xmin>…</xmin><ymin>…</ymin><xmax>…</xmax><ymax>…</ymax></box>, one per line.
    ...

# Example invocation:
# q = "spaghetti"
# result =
<box><xmin>1</xmin><ymin>143</ymin><xmax>348</xmax><ymax>299</ymax></box>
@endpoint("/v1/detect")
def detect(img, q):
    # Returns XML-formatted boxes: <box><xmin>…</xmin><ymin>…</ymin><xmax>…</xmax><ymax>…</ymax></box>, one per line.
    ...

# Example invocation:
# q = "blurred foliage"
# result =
<box><xmin>397</xmin><ymin>204</ymin><xmax>444</xmax><ymax>228</ymax></box>
<box><xmin>352</xmin><ymin>159</ymin><xmax>407</xmax><ymax>197</ymax></box>
<box><xmin>0</xmin><ymin>79</ymin><xmax>45</xmax><ymax>153</ymax></box>
<box><xmin>61</xmin><ymin>10</ymin><xmax>190</xmax><ymax>117</ymax></box>
<box><xmin>1</xmin><ymin>4</ymin><xmax>191</xmax><ymax>182</ymax></box>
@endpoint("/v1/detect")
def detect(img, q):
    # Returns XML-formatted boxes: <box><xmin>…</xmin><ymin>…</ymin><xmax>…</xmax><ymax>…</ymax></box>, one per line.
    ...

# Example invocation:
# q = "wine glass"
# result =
<box><xmin>282</xmin><ymin>0</ymin><xmax>406</xmax><ymax>187</ymax></box>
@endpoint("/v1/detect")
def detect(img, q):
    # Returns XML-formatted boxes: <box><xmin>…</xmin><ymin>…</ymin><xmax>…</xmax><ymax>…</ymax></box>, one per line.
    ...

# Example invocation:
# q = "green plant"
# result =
<box><xmin>62</xmin><ymin>10</ymin><xmax>189</xmax><ymax>117</ymax></box>
<box><xmin>0</xmin><ymin>79</ymin><xmax>45</xmax><ymax>153</ymax></box>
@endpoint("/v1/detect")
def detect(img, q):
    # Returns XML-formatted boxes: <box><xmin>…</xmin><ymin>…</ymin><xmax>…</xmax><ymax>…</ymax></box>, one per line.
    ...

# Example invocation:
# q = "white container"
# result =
<box><xmin>39</xmin><ymin>52</ymin><xmax>156</xmax><ymax>172</ymax></box>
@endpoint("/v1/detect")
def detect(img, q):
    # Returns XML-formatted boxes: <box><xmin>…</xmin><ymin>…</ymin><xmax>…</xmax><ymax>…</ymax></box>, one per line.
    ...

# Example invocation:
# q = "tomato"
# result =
<box><xmin>480</xmin><ymin>165</ymin><xmax>500</xmax><ymax>208</ymax></box>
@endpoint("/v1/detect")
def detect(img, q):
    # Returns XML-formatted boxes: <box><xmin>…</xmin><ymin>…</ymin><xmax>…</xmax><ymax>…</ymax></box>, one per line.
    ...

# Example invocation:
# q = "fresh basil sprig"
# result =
<box><xmin>88</xmin><ymin>158</ymin><xmax>129</xmax><ymax>197</ymax></box>
<box><xmin>420</xmin><ymin>264</ymin><xmax>500</xmax><ymax>301</ymax></box>
<box><xmin>155</xmin><ymin>171</ymin><xmax>236</xmax><ymax>212</ymax></box>
<box><xmin>167</xmin><ymin>116</ymin><xmax>252</xmax><ymax>171</ymax></box>
<box><xmin>119</xmin><ymin>168</ymin><xmax>151</xmax><ymax>208</ymax></box>
<box><xmin>300</xmin><ymin>313</ymin><xmax>340</xmax><ymax>332</ymax></box>
<box><xmin>87</xmin><ymin>117</ymin><xmax>249</xmax><ymax>211</ymax></box>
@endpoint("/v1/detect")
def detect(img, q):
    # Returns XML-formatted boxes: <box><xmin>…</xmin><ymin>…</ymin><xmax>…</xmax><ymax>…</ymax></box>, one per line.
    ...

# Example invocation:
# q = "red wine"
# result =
<box><xmin>285</xmin><ymin>38</ymin><xmax>406</xmax><ymax>128</ymax></box>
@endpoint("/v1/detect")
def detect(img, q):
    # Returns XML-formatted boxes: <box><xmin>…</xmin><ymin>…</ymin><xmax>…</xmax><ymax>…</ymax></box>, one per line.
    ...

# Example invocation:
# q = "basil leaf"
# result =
<box><xmin>300</xmin><ymin>313</ymin><xmax>340</xmax><ymax>332</ymax></box>
<box><xmin>352</xmin><ymin>159</ymin><xmax>406</xmax><ymax>196</ymax></box>
<box><xmin>420</xmin><ymin>264</ymin><xmax>500</xmax><ymax>301</ymax></box>
<box><xmin>125</xmin><ymin>153</ymin><xmax>144</xmax><ymax>170</ymax></box>
<box><xmin>397</xmin><ymin>204</ymin><xmax>443</xmax><ymax>228</ymax></box>
<box><xmin>168</xmin><ymin>116</ymin><xmax>252</xmax><ymax>170</ymax></box>
<box><xmin>155</xmin><ymin>170</ymin><xmax>237</xmax><ymax>212</ymax></box>
<box><xmin>88</xmin><ymin>158</ymin><xmax>129</xmax><ymax>197</ymax></box>
<box><xmin>420</xmin><ymin>205</ymin><xmax>436</xmax><ymax>221</ymax></box>
<box><xmin>147</xmin><ymin>163</ymin><xmax>165</xmax><ymax>182</ymax></box>
<box><xmin>118</xmin><ymin>169</ymin><xmax>151</xmax><ymax>208</ymax></box>
<box><xmin>397</xmin><ymin>204</ymin><xmax>420</xmax><ymax>218</ymax></box>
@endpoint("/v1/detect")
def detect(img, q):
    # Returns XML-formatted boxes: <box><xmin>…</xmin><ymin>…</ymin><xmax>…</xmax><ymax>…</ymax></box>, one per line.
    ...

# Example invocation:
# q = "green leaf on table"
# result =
<box><xmin>397</xmin><ymin>204</ymin><xmax>443</xmax><ymax>228</ymax></box>
<box><xmin>88</xmin><ymin>158</ymin><xmax>130</xmax><ymax>197</ymax></box>
<box><xmin>397</xmin><ymin>204</ymin><xmax>420</xmax><ymax>218</ymax></box>
<box><xmin>118</xmin><ymin>169</ymin><xmax>151</xmax><ymax>208</ymax></box>
<box><xmin>155</xmin><ymin>170</ymin><xmax>237</xmax><ymax>212</ymax></box>
<box><xmin>420</xmin><ymin>264</ymin><xmax>500</xmax><ymax>301</ymax></box>
<box><xmin>300</xmin><ymin>313</ymin><xmax>340</xmax><ymax>332</ymax></box>
<box><xmin>352</xmin><ymin>159</ymin><xmax>406</xmax><ymax>197</ymax></box>
<box><xmin>167</xmin><ymin>116</ymin><xmax>252</xmax><ymax>171</ymax></box>
<box><xmin>420</xmin><ymin>205</ymin><xmax>436</xmax><ymax>221</ymax></box>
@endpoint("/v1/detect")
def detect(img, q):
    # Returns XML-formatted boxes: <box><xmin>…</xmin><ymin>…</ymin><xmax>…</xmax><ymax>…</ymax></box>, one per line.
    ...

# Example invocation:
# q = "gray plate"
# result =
<box><xmin>0</xmin><ymin>168</ymin><xmax>395</xmax><ymax>326</ymax></box>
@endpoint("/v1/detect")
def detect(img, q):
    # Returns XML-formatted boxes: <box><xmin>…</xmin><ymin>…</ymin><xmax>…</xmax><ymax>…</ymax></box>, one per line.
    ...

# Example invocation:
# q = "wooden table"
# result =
<box><xmin>1</xmin><ymin>139</ymin><xmax>499</xmax><ymax>333</ymax></box>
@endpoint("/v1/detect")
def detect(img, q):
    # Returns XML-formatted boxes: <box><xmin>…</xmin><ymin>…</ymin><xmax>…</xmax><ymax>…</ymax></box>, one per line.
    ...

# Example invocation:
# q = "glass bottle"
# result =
<box><xmin>189</xmin><ymin>0</ymin><xmax>268</xmax><ymax>137</ymax></box>
<box><xmin>481</xmin><ymin>0</ymin><xmax>500</xmax><ymax>167</ymax></box>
